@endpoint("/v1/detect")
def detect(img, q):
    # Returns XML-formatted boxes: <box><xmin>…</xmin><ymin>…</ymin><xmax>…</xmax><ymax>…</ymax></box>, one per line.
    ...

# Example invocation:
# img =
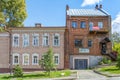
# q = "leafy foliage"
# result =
<box><xmin>112</xmin><ymin>42</ymin><xmax>120</xmax><ymax>54</ymax></box>
<box><xmin>13</xmin><ymin>65</ymin><xmax>23</xmax><ymax>77</ymax></box>
<box><xmin>116</xmin><ymin>54</ymin><xmax>120</xmax><ymax>69</ymax></box>
<box><xmin>0</xmin><ymin>0</ymin><xmax>27</xmax><ymax>27</ymax></box>
<box><xmin>112</xmin><ymin>32</ymin><xmax>120</xmax><ymax>43</ymax></box>
<box><xmin>39</xmin><ymin>48</ymin><xmax>55</xmax><ymax>77</ymax></box>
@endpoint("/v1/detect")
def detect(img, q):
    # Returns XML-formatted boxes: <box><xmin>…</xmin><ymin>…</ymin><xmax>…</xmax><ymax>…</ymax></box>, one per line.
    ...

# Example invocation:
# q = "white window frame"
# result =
<box><xmin>53</xmin><ymin>33</ymin><xmax>60</xmax><ymax>46</ymax></box>
<box><xmin>54</xmin><ymin>54</ymin><xmax>60</xmax><ymax>65</ymax></box>
<box><xmin>32</xmin><ymin>53</ymin><xmax>39</xmax><ymax>65</ymax></box>
<box><xmin>32</xmin><ymin>33</ymin><xmax>39</xmax><ymax>46</ymax></box>
<box><xmin>13</xmin><ymin>53</ymin><xmax>19</xmax><ymax>65</ymax></box>
<box><xmin>42</xmin><ymin>33</ymin><xmax>49</xmax><ymax>46</ymax></box>
<box><xmin>22</xmin><ymin>34</ymin><xmax>29</xmax><ymax>47</ymax></box>
<box><xmin>22</xmin><ymin>53</ymin><xmax>29</xmax><ymax>65</ymax></box>
<box><xmin>98</xmin><ymin>22</ymin><xmax>103</xmax><ymax>28</ymax></box>
<box><xmin>12</xmin><ymin>34</ymin><xmax>19</xmax><ymax>47</ymax></box>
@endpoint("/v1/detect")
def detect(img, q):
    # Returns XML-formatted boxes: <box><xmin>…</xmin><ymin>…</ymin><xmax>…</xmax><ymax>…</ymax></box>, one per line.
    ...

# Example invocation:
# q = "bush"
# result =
<box><xmin>13</xmin><ymin>65</ymin><xmax>23</xmax><ymax>77</ymax></box>
<box><xmin>116</xmin><ymin>54</ymin><xmax>120</xmax><ymax>69</ymax></box>
<box><xmin>99</xmin><ymin>56</ymin><xmax>112</xmax><ymax>65</ymax></box>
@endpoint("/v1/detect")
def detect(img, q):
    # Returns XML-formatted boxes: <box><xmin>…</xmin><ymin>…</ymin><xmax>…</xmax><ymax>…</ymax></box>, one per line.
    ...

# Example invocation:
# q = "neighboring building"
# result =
<box><xmin>0</xmin><ymin>25</ymin><xmax>65</xmax><ymax>73</ymax></box>
<box><xmin>0</xmin><ymin>32</ymin><xmax>10</xmax><ymax>73</ymax></box>
<box><xmin>0</xmin><ymin>5</ymin><xmax>112</xmax><ymax>73</ymax></box>
<box><xmin>64</xmin><ymin>5</ymin><xmax>112</xmax><ymax>69</ymax></box>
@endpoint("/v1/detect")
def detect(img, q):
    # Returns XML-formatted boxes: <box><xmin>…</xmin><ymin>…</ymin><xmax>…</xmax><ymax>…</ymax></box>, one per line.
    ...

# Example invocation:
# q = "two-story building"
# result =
<box><xmin>64</xmin><ymin>5</ymin><xmax>112</xmax><ymax>69</ymax></box>
<box><xmin>0</xmin><ymin>25</ymin><xmax>65</xmax><ymax>73</ymax></box>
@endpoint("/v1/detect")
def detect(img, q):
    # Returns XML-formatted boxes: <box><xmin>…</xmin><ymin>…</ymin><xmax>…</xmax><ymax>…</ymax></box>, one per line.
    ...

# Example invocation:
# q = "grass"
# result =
<box><xmin>98</xmin><ymin>66</ymin><xmax>120</xmax><ymax>74</ymax></box>
<box><xmin>0</xmin><ymin>70</ymin><xmax>72</xmax><ymax>80</ymax></box>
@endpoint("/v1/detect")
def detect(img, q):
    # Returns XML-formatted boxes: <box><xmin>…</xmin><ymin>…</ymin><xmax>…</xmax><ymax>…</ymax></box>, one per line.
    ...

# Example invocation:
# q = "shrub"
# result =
<box><xmin>116</xmin><ymin>54</ymin><xmax>120</xmax><ymax>69</ymax></box>
<box><xmin>13</xmin><ymin>65</ymin><xmax>23</xmax><ymax>77</ymax></box>
<box><xmin>99</xmin><ymin>56</ymin><xmax>112</xmax><ymax>65</ymax></box>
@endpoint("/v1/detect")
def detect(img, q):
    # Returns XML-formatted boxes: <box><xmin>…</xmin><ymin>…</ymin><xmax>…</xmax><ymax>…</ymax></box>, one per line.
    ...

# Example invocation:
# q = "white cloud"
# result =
<box><xmin>81</xmin><ymin>0</ymin><xmax>102</xmax><ymax>7</ymax></box>
<box><xmin>112</xmin><ymin>12</ymin><xmax>120</xmax><ymax>33</ymax></box>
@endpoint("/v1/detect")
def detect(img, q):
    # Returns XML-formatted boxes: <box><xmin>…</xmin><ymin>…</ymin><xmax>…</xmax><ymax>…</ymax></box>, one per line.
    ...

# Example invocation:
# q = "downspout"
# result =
<box><xmin>4</xmin><ymin>27</ymin><xmax>12</xmax><ymax>76</ymax></box>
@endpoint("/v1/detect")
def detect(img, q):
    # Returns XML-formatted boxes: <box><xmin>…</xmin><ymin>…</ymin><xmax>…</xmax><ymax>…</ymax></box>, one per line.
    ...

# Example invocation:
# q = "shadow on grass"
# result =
<box><xmin>1</xmin><ymin>73</ymin><xmax>46</xmax><ymax>79</ymax></box>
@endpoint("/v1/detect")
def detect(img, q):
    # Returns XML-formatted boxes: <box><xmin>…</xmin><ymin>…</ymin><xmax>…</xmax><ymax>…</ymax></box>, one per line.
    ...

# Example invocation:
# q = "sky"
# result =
<box><xmin>24</xmin><ymin>0</ymin><xmax>120</xmax><ymax>33</ymax></box>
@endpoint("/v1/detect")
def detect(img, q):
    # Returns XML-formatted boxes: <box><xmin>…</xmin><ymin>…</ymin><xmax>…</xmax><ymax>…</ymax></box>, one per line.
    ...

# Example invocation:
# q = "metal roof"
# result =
<box><xmin>67</xmin><ymin>9</ymin><xmax>109</xmax><ymax>16</ymax></box>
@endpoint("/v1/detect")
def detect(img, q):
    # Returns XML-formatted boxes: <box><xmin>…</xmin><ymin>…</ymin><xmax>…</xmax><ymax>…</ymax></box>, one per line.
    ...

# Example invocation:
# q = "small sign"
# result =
<box><xmin>79</xmin><ymin>48</ymin><xmax>89</xmax><ymax>53</ymax></box>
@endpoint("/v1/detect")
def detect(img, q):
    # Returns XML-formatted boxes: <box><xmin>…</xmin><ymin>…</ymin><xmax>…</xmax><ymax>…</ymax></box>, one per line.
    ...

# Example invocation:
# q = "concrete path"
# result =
<box><xmin>76</xmin><ymin>70</ymin><xmax>120</xmax><ymax>80</ymax></box>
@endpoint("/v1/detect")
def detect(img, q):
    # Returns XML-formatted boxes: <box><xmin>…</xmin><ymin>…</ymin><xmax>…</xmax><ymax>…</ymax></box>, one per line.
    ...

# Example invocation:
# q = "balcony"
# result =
<box><xmin>89</xmin><ymin>26</ymin><xmax>109</xmax><ymax>34</ymax></box>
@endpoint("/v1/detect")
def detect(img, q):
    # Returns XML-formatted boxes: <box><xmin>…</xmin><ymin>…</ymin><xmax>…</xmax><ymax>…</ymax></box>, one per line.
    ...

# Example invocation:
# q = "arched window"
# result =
<box><xmin>32</xmin><ymin>53</ymin><xmax>39</xmax><ymax>65</ymax></box>
<box><xmin>23</xmin><ymin>53</ymin><xmax>29</xmax><ymax>65</ymax></box>
<box><xmin>13</xmin><ymin>53</ymin><xmax>19</xmax><ymax>65</ymax></box>
<box><xmin>53</xmin><ymin>33</ymin><xmax>60</xmax><ymax>46</ymax></box>
<box><xmin>13</xmin><ymin>34</ymin><xmax>19</xmax><ymax>47</ymax></box>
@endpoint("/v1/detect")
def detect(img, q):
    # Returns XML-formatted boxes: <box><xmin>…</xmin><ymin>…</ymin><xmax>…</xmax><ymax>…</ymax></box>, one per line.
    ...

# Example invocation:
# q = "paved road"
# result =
<box><xmin>76</xmin><ymin>70</ymin><xmax>120</xmax><ymax>80</ymax></box>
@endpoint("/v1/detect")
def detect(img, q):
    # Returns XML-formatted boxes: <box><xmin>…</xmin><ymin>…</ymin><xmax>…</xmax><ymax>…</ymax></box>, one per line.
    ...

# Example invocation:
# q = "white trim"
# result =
<box><xmin>22</xmin><ymin>34</ymin><xmax>29</xmax><ymax>47</ymax></box>
<box><xmin>32</xmin><ymin>53</ymin><xmax>39</xmax><ymax>65</ymax></box>
<box><xmin>42</xmin><ymin>33</ymin><xmax>49</xmax><ymax>46</ymax></box>
<box><xmin>32</xmin><ymin>33</ymin><xmax>39</xmax><ymax>46</ymax></box>
<box><xmin>13</xmin><ymin>53</ymin><xmax>19</xmax><ymax>65</ymax></box>
<box><xmin>54</xmin><ymin>54</ymin><xmax>60</xmax><ymax>65</ymax></box>
<box><xmin>0</xmin><ymin>33</ymin><xmax>9</xmax><ymax>36</ymax></box>
<box><xmin>12</xmin><ymin>34</ymin><xmax>19</xmax><ymax>47</ymax></box>
<box><xmin>53</xmin><ymin>33</ymin><xmax>60</xmax><ymax>46</ymax></box>
<box><xmin>22</xmin><ymin>53</ymin><xmax>29</xmax><ymax>65</ymax></box>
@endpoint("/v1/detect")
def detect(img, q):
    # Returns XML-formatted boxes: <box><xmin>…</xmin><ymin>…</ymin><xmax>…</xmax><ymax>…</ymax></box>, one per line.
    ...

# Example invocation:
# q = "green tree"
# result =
<box><xmin>39</xmin><ymin>48</ymin><xmax>55</xmax><ymax>77</ymax></box>
<box><xmin>0</xmin><ymin>0</ymin><xmax>27</xmax><ymax>27</ymax></box>
<box><xmin>112</xmin><ymin>32</ymin><xmax>120</xmax><ymax>43</ymax></box>
<box><xmin>112</xmin><ymin>42</ymin><xmax>120</xmax><ymax>69</ymax></box>
<box><xmin>13</xmin><ymin>65</ymin><xmax>23</xmax><ymax>77</ymax></box>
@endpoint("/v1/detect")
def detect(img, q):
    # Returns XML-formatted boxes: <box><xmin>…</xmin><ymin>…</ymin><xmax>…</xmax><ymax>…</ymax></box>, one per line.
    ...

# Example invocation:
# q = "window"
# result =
<box><xmin>43</xmin><ymin>33</ymin><xmax>49</xmax><ymax>46</ymax></box>
<box><xmin>89</xmin><ymin>22</ymin><xmax>94</xmax><ymax>30</ymax></box>
<box><xmin>32</xmin><ymin>34</ymin><xmax>39</xmax><ymax>46</ymax></box>
<box><xmin>88</xmin><ymin>40</ymin><xmax>92</xmax><ymax>47</ymax></box>
<box><xmin>72</xmin><ymin>21</ymin><xmax>77</xmax><ymax>28</ymax></box>
<box><xmin>98</xmin><ymin>22</ymin><xmax>103</xmax><ymax>28</ymax></box>
<box><xmin>75</xmin><ymin>39</ymin><xmax>82</xmax><ymax>47</ymax></box>
<box><xmin>32</xmin><ymin>54</ymin><xmax>39</xmax><ymax>65</ymax></box>
<box><xmin>80</xmin><ymin>21</ymin><xmax>86</xmax><ymax>28</ymax></box>
<box><xmin>23</xmin><ymin>53</ymin><xmax>29</xmax><ymax>65</ymax></box>
<box><xmin>54</xmin><ymin>54</ymin><xmax>59</xmax><ymax>65</ymax></box>
<box><xmin>23</xmin><ymin>34</ymin><xmax>29</xmax><ymax>47</ymax></box>
<box><xmin>53</xmin><ymin>33</ymin><xmax>60</xmax><ymax>46</ymax></box>
<box><xmin>13</xmin><ymin>34</ymin><xmax>19</xmax><ymax>47</ymax></box>
<box><xmin>13</xmin><ymin>53</ymin><xmax>19</xmax><ymax>65</ymax></box>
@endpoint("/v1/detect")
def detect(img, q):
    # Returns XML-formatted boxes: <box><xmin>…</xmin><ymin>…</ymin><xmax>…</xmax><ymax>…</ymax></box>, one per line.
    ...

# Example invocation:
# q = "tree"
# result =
<box><xmin>13</xmin><ymin>65</ymin><xmax>23</xmax><ymax>77</ymax></box>
<box><xmin>0</xmin><ymin>0</ymin><xmax>27</xmax><ymax>27</ymax></box>
<box><xmin>112</xmin><ymin>32</ymin><xmax>120</xmax><ymax>43</ymax></box>
<box><xmin>39</xmin><ymin>48</ymin><xmax>55</xmax><ymax>76</ymax></box>
<box><xmin>116</xmin><ymin>54</ymin><xmax>120</xmax><ymax>69</ymax></box>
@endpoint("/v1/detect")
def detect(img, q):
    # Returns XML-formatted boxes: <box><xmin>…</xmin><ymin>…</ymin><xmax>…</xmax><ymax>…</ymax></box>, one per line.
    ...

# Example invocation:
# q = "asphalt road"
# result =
<box><xmin>77</xmin><ymin>70</ymin><xmax>120</xmax><ymax>80</ymax></box>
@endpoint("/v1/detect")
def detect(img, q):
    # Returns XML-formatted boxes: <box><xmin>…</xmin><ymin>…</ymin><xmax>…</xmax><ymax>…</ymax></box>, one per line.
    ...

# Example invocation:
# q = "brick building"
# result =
<box><xmin>0</xmin><ymin>25</ymin><xmax>65</xmax><ymax>73</ymax></box>
<box><xmin>64</xmin><ymin>5</ymin><xmax>112</xmax><ymax>69</ymax></box>
<box><xmin>0</xmin><ymin>5</ymin><xmax>112</xmax><ymax>72</ymax></box>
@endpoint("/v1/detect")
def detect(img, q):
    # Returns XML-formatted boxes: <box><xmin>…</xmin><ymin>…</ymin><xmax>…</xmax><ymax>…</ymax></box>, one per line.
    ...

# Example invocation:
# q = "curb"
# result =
<box><xmin>93</xmin><ymin>69</ymin><xmax>120</xmax><ymax>77</ymax></box>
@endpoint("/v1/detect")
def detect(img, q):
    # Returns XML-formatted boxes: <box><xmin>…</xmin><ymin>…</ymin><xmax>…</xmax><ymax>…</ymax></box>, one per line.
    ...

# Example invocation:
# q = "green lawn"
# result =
<box><xmin>98</xmin><ymin>66</ymin><xmax>120</xmax><ymax>74</ymax></box>
<box><xmin>0</xmin><ymin>70</ymin><xmax>71</xmax><ymax>80</ymax></box>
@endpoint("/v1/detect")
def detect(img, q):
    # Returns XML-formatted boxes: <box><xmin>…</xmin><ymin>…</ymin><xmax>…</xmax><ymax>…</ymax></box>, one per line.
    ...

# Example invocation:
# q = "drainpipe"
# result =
<box><xmin>4</xmin><ymin>26</ymin><xmax>12</xmax><ymax>76</ymax></box>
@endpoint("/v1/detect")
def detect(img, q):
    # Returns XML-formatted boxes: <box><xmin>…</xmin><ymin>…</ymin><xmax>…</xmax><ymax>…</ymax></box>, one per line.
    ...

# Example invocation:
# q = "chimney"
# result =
<box><xmin>66</xmin><ymin>5</ymin><xmax>69</xmax><ymax>10</ymax></box>
<box><xmin>99</xmin><ymin>4</ymin><xmax>102</xmax><ymax>9</ymax></box>
<box><xmin>35</xmin><ymin>23</ymin><xmax>41</xmax><ymax>27</ymax></box>
<box><xmin>95</xmin><ymin>4</ymin><xmax>98</xmax><ymax>9</ymax></box>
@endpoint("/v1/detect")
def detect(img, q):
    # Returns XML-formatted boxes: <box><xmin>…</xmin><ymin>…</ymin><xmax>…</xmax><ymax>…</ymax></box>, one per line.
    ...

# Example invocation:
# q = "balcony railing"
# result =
<box><xmin>89</xmin><ymin>26</ymin><xmax>108</xmax><ymax>33</ymax></box>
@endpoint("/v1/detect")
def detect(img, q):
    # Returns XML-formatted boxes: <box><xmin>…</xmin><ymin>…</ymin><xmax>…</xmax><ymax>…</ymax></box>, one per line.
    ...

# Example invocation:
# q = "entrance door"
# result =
<box><xmin>74</xmin><ymin>59</ymin><xmax>88</xmax><ymax>69</ymax></box>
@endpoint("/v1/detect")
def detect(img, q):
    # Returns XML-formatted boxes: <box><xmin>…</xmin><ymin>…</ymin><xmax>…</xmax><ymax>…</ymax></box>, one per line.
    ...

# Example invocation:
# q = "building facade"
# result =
<box><xmin>64</xmin><ymin>5</ymin><xmax>112</xmax><ymax>69</ymax></box>
<box><xmin>0</xmin><ymin>5</ymin><xmax>112</xmax><ymax>72</ymax></box>
<box><xmin>0</xmin><ymin>26</ymin><xmax>65</xmax><ymax>73</ymax></box>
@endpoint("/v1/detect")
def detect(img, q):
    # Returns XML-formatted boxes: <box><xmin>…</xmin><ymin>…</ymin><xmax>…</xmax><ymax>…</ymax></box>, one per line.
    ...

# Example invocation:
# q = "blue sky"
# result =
<box><xmin>24</xmin><ymin>0</ymin><xmax>120</xmax><ymax>32</ymax></box>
